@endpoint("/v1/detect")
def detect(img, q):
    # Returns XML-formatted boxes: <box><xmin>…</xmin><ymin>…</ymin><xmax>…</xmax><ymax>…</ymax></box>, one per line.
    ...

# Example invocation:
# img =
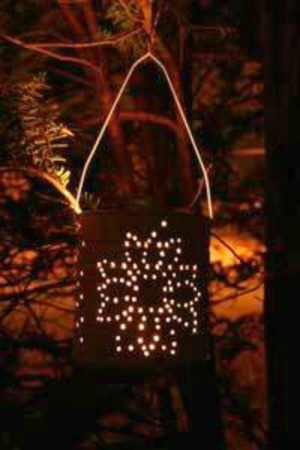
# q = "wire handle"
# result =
<box><xmin>76</xmin><ymin>52</ymin><xmax>213</xmax><ymax>219</ymax></box>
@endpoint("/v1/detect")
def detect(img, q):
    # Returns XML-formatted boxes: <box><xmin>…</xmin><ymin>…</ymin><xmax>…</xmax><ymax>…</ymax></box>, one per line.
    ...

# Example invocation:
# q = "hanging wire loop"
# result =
<box><xmin>75</xmin><ymin>52</ymin><xmax>213</xmax><ymax>219</ymax></box>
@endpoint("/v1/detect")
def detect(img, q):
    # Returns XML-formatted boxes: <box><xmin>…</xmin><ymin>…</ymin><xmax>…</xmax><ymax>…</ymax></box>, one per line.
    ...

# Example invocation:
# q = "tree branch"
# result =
<box><xmin>119</xmin><ymin>110</ymin><xmax>179</xmax><ymax>134</ymax></box>
<box><xmin>1</xmin><ymin>34</ymin><xmax>102</xmax><ymax>76</ymax></box>
<box><xmin>28</xmin><ymin>27</ymin><xmax>143</xmax><ymax>49</ymax></box>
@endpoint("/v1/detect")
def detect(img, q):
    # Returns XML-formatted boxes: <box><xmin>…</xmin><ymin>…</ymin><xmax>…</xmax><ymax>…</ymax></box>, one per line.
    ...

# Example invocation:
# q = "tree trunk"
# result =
<box><xmin>59</xmin><ymin>0</ymin><xmax>132</xmax><ymax>198</ymax></box>
<box><xmin>157</xmin><ymin>39</ymin><xmax>195</xmax><ymax>204</ymax></box>
<box><xmin>263</xmin><ymin>1</ymin><xmax>299</xmax><ymax>447</ymax></box>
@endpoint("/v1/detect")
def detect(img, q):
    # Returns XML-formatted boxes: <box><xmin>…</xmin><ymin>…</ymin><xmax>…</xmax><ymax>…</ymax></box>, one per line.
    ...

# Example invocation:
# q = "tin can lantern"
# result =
<box><xmin>73</xmin><ymin>52</ymin><xmax>213</xmax><ymax>374</ymax></box>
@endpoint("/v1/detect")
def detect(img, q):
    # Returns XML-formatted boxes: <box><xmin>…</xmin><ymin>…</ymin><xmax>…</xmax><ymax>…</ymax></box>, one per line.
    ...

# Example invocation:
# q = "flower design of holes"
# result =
<box><xmin>96</xmin><ymin>220</ymin><xmax>202</xmax><ymax>358</ymax></box>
